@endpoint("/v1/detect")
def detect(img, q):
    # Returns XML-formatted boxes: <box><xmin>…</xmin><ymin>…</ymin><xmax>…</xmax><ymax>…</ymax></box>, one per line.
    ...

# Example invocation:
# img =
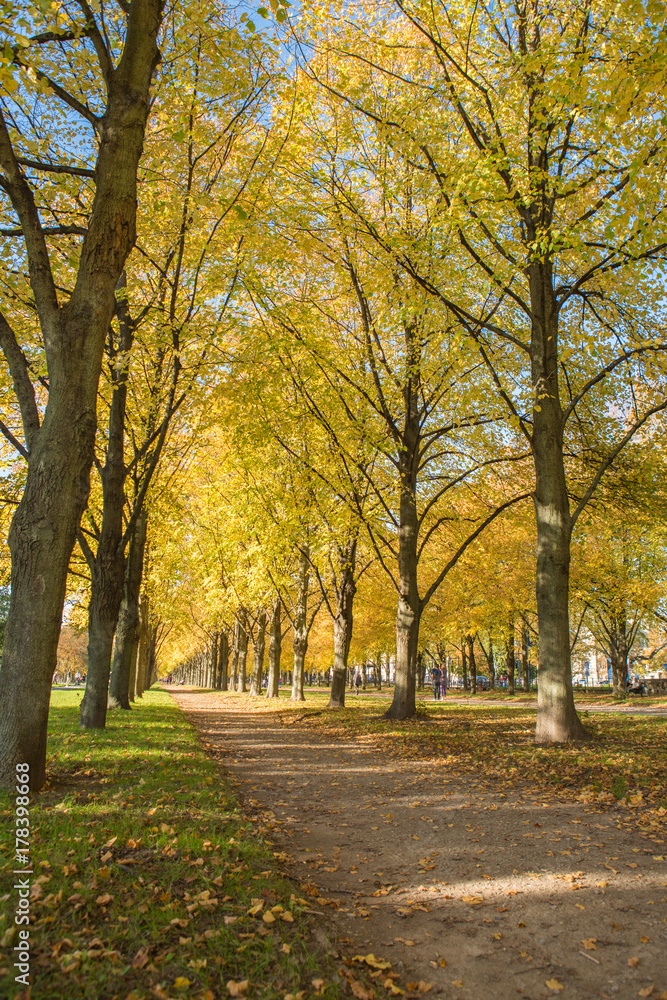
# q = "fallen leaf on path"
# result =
<box><xmin>350</xmin><ymin>981</ymin><xmax>374</xmax><ymax>1000</ymax></box>
<box><xmin>353</xmin><ymin>954</ymin><xmax>392</xmax><ymax>970</ymax></box>
<box><xmin>581</xmin><ymin>938</ymin><xmax>597</xmax><ymax>950</ymax></box>
<box><xmin>638</xmin><ymin>987</ymin><xmax>654</xmax><ymax>998</ymax></box>
<box><xmin>461</xmin><ymin>895</ymin><xmax>484</xmax><ymax>905</ymax></box>
<box><xmin>545</xmin><ymin>980</ymin><xmax>564</xmax><ymax>991</ymax></box>
<box><xmin>628</xmin><ymin>957</ymin><xmax>640</xmax><ymax>967</ymax></box>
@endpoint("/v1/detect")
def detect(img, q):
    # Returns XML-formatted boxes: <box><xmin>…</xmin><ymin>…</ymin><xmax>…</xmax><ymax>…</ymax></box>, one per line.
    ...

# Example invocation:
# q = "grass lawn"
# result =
<box><xmin>0</xmin><ymin>690</ymin><xmax>343</xmax><ymax>1000</ymax></box>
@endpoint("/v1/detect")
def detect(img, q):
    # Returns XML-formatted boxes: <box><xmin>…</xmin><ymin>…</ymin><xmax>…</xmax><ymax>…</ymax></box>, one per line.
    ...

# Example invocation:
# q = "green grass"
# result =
<box><xmin>0</xmin><ymin>690</ymin><xmax>343</xmax><ymax>1000</ymax></box>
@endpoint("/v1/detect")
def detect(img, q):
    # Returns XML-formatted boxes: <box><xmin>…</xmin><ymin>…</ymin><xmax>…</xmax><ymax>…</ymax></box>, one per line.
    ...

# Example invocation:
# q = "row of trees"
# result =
<box><xmin>1</xmin><ymin>0</ymin><xmax>667</xmax><ymax>787</ymax></box>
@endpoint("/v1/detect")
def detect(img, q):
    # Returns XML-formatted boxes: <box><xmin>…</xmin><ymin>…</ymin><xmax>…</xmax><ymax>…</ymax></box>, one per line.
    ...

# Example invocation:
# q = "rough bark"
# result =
<box><xmin>135</xmin><ymin>594</ymin><xmax>150</xmax><ymax>698</ymax></box>
<box><xmin>106</xmin><ymin>508</ymin><xmax>148</xmax><ymax>711</ymax></box>
<box><xmin>210</xmin><ymin>631</ymin><xmax>219</xmax><ymax>690</ymax></box>
<box><xmin>467</xmin><ymin>635</ymin><xmax>477</xmax><ymax>694</ymax></box>
<box><xmin>127</xmin><ymin>634</ymin><xmax>138</xmax><ymax>703</ymax></box>
<box><xmin>385</xmin><ymin>384</ymin><xmax>421</xmax><ymax>720</ymax></box>
<box><xmin>237</xmin><ymin>614</ymin><xmax>249</xmax><ymax>693</ymax></box>
<box><xmin>531</xmin><ymin>264</ymin><xmax>585</xmax><ymax>741</ymax></box>
<box><xmin>505</xmin><ymin>616</ymin><xmax>515</xmax><ymax>696</ymax></box>
<box><xmin>219</xmin><ymin>631</ymin><xmax>229</xmax><ymax>691</ymax></box>
<box><xmin>521</xmin><ymin>621</ymin><xmax>530</xmax><ymax>692</ymax></box>
<box><xmin>291</xmin><ymin>546</ymin><xmax>310</xmax><ymax>703</ymax></box>
<box><xmin>250</xmin><ymin>611</ymin><xmax>266</xmax><ymax>695</ymax></box>
<box><xmin>231</xmin><ymin>620</ymin><xmax>240</xmax><ymax>690</ymax></box>
<box><xmin>480</xmin><ymin>634</ymin><xmax>495</xmax><ymax>688</ymax></box>
<box><xmin>0</xmin><ymin>1</ymin><xmax>164</xmax><ymax>788</ymax></box>
<box><xmin>79</xmin><ymin>278</ymin><xmax>133</xmax><ymax>727</ymax></box>
<box><xmin>609</xmin><ymin>615</ymin><xmax>629</xmax><ymax>697</ymax></box>
<box><xmin>328</xmin><ymin>539</ymin><xmax>357</xmax><ymax>709</ymax></box>
<box><xmin>266</xmin><ymin>598</ymin><xmax>281</xmax><ymax>698</ymax></box>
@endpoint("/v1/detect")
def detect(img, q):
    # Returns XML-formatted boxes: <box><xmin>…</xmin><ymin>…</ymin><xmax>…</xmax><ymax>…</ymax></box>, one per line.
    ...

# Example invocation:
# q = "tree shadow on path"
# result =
<box><xmin>170</xmin><ymin>690</ymin><xmax>667</xmax><ymax>1000</ymax></box>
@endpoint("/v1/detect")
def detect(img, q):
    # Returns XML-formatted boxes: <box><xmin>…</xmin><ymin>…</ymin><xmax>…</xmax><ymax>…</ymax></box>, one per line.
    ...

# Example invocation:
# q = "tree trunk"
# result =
<box><xmin>231</xmin><ymin>619</ymin><xmax>240</xmax><ymax>690</ymax></box>
<box><xmin>127</xmin><ymin>634</ymin><xmax>138</xmax><ymax>703</ymax></box>
<box><xmin>468</xmin><ymin>636</ymin><xmax>477</xmax><ymax>694</ymax></box>
<box><xmin>218</xmin><ymin>631</ymin><xmax>229</xmax><ymax>691</ymax></box>
<box><xmin>210</xmin><ymin>631</ymin><xmax>219</xmax><ymax>690</ymax></box>
<box><xmin>385</xmin><ymin>450</ymin><xmax>421</xmax><ymax>720</ymax></box>
<box><xmin>237</xmin><ymin>613</ymin><xmax>248</xmax><ymax>693</ymax></box>
<box><xmin>266</xmin><ymin>598</ymin><xmax>281</xmax><ymax>697</ymax></box>
<box><xmin>328</xmin><ymin>539</ymin><xmax>357</xmax><ymax>709</ymax></box>
<box><xmin>531</xmin><ymin>264</ymin><xmax>585</xmax><ymax>741</ymax></box>
<box><xmin>78</xmin><ymin>278</ymin><xmax>134</xmax><ymax>728</ymax></box>
<box><xmin>461</xmin><ymin>641</ymin><xmax>469</xmax><ymax>692</ymax></box>
<box><xmin>609</xmin><ymin>615</ymin><xmax>629</xmax><ymax>697</ymax></box>
<box><xmin>481</xmin><ymin>634</ymin><xmax>495</xmax><ymax>688</ymax></box>
<box><xmin>107</xmin><ymin>508</ymin><xmax>148</xmax><ymax>711</ymax></box>
<box><xmin>505</xmin><ymin>616</ymin><xmax>515</xmax><ymax>696</ymax></box>
<box><xmin>135</xmin><ymin>593</ymin><xmax>150</xmax><ymax>698</ymax></box>
<box><xmin>521</xmin><ymin>620</ymin><xmax>530</xmax><ymax>692</ymax></box>
<box><xmin>375</xmin><ymin>651</ymin><xmax>382</xmax><ymax>690</ymax></box>
<box><xmin>250</xmin><ymin>611</ymin><xmax>266</xmax><ymax>695</ymax></box>
<box><xmin>291</xmin><ymin>545</ymin><xmax>310</xmax><ymax>702</ymax></box>
<box><xmin>0</xmin><ymin>1</ymin><xmax>164</xmax><ymax>789</ymax></box>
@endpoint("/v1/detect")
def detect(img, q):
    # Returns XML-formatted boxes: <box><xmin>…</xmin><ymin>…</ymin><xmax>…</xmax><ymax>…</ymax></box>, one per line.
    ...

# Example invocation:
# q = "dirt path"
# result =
<box><xmin>169</xmin><ymin>690</ymin><xmax>667</xmax><ymax>1000</ymax></box>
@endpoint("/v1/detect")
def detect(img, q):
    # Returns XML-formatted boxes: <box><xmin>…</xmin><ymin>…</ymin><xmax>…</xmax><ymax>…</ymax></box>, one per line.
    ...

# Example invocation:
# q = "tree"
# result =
<box><xmin>0</xmin><ymin>0</ymin><xmax>165</xmax><ymax>788</ymax></box>
<box><xmin>298</xmin><ymin>0</ymin><xmax>667</xmax><ymax>738</ymax></box>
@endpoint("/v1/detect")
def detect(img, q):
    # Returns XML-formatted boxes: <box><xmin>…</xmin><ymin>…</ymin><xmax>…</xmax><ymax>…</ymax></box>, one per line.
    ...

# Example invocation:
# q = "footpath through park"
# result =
<box><xmin>170</xmin><ymin>689</ymin><xmax>667</xmax><ymax>1000</ymax></box>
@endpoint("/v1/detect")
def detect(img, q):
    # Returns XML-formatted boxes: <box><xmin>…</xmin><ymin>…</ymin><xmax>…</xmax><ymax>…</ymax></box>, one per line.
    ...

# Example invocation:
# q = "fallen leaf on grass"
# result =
<box><xmin>383</xmin><ymin>981</ymin><xmax>404</xmax><ymax>996</ymax></box>
<box><xmin>226</xmin><ymin>981</ymin><xmax>249</xmax><ymax>997</ymax></box>
<box><xmin>103</xmin><ymin>836</ymin><xmax>118</xmax><ymax>848</ymax></box>
<box><xmin>281</xmin><ymin>911</ymin><xmax>294</xmax><ymax>922</ymax></box>
<box><xmin>312</xmin><ymin>980</ymin><xmax>325</xmax><ymax>990</ymax></box>
<box><xmin>174</xmin><ymin>978</ymin><xmax>191</xmax><ymax>989</ymax></box>
<box><xmin>546</xmin><ymin>980</ymin><xmax>564</xmax><ymax>992</ymax></box>
<box><xmin>262</xmin><ymin>911</ymin><xmax>276</xmax><ymax>923</ymax></box>
<box><xmin>131</xmin><ymin>947</ymin><xmax>149</xmax><ymax>969</ymax></box>
<box><xmin>95</xmin><ymin>893</ymin><xmax>113</xmax><ymax>906</ymax></box>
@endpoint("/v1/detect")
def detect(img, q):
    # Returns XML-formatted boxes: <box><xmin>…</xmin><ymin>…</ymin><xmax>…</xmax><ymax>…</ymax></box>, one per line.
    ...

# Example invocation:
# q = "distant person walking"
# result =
<box><xmin>354</xmin><ymin>668</ymin><xmax>362</xmax><ymax>695</ymax></box>
<box><xmin>432</xmin><ymin>665</ymin><xmax>442</xmax><ymax>700</ymax></box>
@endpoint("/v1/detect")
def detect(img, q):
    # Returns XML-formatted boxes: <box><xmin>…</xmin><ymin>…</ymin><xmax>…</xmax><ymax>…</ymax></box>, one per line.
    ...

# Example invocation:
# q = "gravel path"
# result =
<box><xmin>169</xmin><ymin>689</ymin><xmax>667</xmax><ymax>1000</ymax></box>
